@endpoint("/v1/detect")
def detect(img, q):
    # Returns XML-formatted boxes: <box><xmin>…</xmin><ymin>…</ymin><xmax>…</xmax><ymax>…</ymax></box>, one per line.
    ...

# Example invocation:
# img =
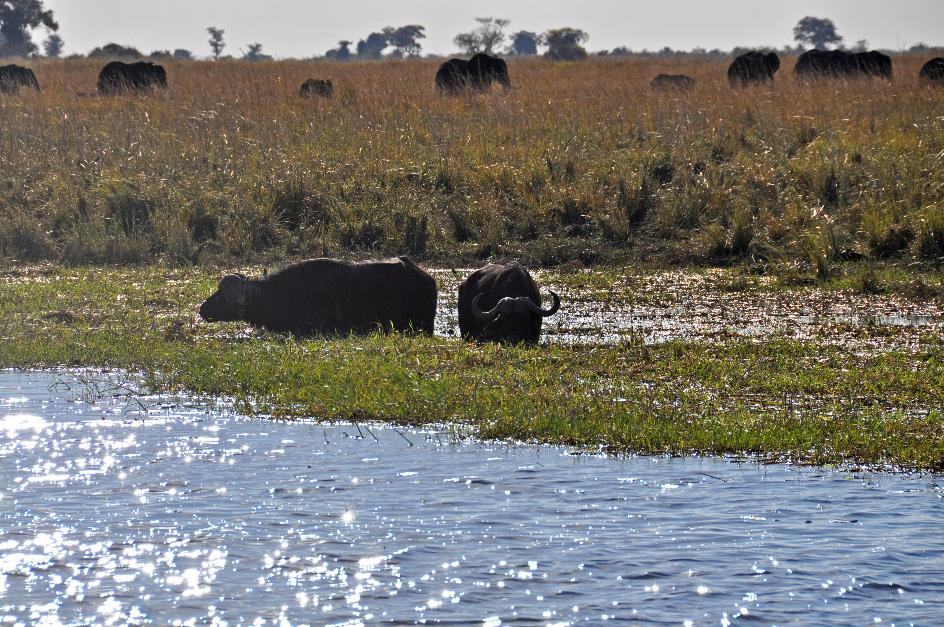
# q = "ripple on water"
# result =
<box><xmin>0</xmin><ymin>371</ymin><xmax>942</xmax><ymax>625</ymax></box>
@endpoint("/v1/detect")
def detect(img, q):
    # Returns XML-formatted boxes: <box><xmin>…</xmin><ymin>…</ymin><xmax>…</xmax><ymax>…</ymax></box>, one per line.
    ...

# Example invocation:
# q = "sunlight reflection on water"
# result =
<box><xmin>0</xmin><ymin>371</ymin><xmax>941</xmax><ymax>625</ymax></box>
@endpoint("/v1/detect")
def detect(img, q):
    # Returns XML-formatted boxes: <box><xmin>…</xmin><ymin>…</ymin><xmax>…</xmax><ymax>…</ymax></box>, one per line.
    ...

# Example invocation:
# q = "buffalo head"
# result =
<box><xmin>199</xmin><ymin>274</ymin><xmax>258</xmax><ymax>322</ymax></box>
<box><xmin>470</xmin><ymin>291</ymin><xmax>560</xmax><ymax>344</ymax></box>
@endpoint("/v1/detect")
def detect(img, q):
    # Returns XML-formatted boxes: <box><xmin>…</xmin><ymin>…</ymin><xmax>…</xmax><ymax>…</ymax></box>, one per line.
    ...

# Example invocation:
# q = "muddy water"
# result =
<box><xmin>1</xmin><ymin>371</ymin><xmax>942</xmax><ymax>625</ymax></box>
<box><xmin>432</xmin><ymin>269</ymin><xmax>944</xmax><ymax>348</ymax></box>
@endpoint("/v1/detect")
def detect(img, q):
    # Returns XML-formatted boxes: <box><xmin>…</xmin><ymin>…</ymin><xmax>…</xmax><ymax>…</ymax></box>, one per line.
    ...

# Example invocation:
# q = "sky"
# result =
<box><xmin>40</xmin><ymin>0</ymin><xmax>944</xmax><ymax>58</ymax></box>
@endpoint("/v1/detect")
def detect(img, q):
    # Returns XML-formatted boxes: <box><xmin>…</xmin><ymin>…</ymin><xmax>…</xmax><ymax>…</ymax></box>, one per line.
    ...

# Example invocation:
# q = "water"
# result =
<box><xmin>431</xmin><ymin>269</ymin><xmax>944</xmax><ymax>349</ymax></box>
<box><xmin>1</xmin><ymin>371</ymin><xmax>942</xmax><ymax>626</ymax></box>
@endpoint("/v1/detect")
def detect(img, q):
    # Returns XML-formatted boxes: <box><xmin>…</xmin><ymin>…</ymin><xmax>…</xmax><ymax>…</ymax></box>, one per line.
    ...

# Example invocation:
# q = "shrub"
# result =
<box><xmin>862</xmin><ymin>207</ymin><xmax>914</xmax><ymax>258</ymax></box>
<box><xmin>103</xmin><ymin>182</ymin><xmax>153</xmax><ymax>235</ymax></box>
<box><xmin>914</xmin><ymin>207</ymin><xmax>944</xmax><ymax>260</ymax></box>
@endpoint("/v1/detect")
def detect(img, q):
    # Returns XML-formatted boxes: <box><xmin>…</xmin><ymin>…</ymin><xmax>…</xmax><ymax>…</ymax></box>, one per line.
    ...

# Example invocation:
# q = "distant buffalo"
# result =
<box><xmin>299</xmin><ymin>78</ymin><xmax>333</xmax><ymax>98</ymax></box>
<box><xmin>0</xmin><ymin>64</ymin><xmax>39</xmax><ymax>94</ymax></box>
<box><xmin>728</xmin><ymin>51</ymin><xmax>780</xmax><ymax>86</ymax></box>
<box><xmin>97</xmin><ymin>61</ymin><xmax>167</xmax><ymax>95</ymax></box>
<box><xmin>458</xmin><ymin>263</ymin><xmax>560</xmax><ymax>344</ymax></box>
<box><xmin>436</xmin><ymin>53</ymin><xmax>510</xmax><ymax>94</ymax></box>
<box><xmin>199</xmin><ymin>257</ymin><xmax>437</xmax><ymax>336</ymax></box>
<box><xmin>919</xmin><ymin>58</ymin><xmax>944</xmax><ymax>86</ymax></box>
<box><xmin>650</xmin><ymin>74</ymin><xmax>696</xmax><ymax>91</ymax></box>
<box><xmin>795</xmin><ymin>49</ymin><xmax>892</xmax><ymax>80</ymax></box>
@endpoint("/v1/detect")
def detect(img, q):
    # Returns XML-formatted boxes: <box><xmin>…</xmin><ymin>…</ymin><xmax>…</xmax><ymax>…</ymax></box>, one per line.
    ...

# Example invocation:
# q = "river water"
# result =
<box><xmin>1</xmin><ymin>371</ymin><xmax>941</xmax><ymax>626</ymax></box>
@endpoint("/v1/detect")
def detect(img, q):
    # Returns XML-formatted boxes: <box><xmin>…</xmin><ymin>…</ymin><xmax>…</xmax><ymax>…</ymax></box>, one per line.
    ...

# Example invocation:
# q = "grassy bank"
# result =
<box><xmin>1</xmin><ymin>56</ymin><xmax>943</xmax><ymax>268</ymax></box>
<box><xmin>1</xmin><ymin>266</ymin><xmax>941</xmax><ymax>470</ymax></box>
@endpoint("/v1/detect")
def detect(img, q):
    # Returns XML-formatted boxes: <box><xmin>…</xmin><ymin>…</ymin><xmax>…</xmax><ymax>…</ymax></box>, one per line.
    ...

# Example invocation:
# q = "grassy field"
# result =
<box><xmin>1</xmin><ymin>57</ymin><xmax>942</xmax><ymax>469</ymax></box>
<box><xmin>0</xmin><ymin>265</ymin><xmax>941</xmax><ymax>470</ymax></box>
<box><xmin>0</xmin><ymin>55</ymin><xmax>942</xmax><ymax>268</ymax></box>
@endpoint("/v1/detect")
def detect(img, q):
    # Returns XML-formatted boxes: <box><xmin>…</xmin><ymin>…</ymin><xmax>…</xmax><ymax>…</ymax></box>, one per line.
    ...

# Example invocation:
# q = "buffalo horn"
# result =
<box><xmin>471</xmin><ymin>293</ymin><xmax>502</xmax><ymax>322</ymax></box>
<box><xmin>526</xmin><ymin>291</ymin><xmax>560</xmax><ymax>317</ymax></box>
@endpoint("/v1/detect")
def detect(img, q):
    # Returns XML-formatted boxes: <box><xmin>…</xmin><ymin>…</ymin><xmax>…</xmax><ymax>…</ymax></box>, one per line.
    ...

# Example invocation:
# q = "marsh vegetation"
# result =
<box><xmin>1</xmin><ymin>265</ymin><xmax>941</xmax><ymax>469</ymax></box>
<box><xmin>1</xmin><ymin>58</ymin><xmax>942</xmax><ymax>469</ymax></box>
<box><xmin>0</xmin><ymin>56</ymin><xmax>942</xmax><ymax>270</ymax></box>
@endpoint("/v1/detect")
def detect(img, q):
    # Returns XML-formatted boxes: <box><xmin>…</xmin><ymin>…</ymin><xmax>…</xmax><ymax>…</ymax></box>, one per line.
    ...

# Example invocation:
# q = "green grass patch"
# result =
<box><xmin>0</xmin><ymin>265</ymin><xmax>942</xmax><ymax>470</ymax></box>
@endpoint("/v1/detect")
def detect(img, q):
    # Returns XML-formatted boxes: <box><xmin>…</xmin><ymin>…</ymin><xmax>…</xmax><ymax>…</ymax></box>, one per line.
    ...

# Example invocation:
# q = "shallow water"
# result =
<box><xmin>1</xmin><ymin>371</ymin><xmax>942</xmax><ymax>626</ymax></box>
<box><xmin>432</xmin><ymin>269</ymin><xmax>944</xmax><ymax>349</ymax></box>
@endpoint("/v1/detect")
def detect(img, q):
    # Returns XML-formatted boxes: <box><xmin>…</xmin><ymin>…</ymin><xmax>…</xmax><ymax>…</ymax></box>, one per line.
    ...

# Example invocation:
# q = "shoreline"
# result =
<box><xmin>1</xmin><ymin>264</ymin><xmax>941</xmax><ymax>470</ymax></box>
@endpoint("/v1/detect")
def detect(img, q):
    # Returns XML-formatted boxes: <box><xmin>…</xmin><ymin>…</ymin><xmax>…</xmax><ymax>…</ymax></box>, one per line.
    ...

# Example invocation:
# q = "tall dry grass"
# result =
<box><xmin>0</xmin><ymin>55</ymin><xmax>942</xmax><ymax>267</ymax></box>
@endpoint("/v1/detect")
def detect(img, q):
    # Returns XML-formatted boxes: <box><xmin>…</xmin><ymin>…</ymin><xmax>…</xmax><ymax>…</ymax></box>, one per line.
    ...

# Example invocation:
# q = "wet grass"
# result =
<box><xmin>0</xmin><ymin>265</ymin><xmax>942</xmax><ymax>470</ymax></box>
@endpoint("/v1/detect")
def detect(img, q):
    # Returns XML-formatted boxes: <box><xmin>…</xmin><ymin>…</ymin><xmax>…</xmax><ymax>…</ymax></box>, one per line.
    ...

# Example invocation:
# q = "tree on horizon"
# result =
<box><xmin>207</xmin><ymin>26</ymin><xmax>225</xmax><ymax>59</ymax></box>
<box><xmin>326</xmin><ymin>40</ymin><xmax>353</xmax><ymax>60</ymax></box>
<box><xmin>542</xmin><ymin>28</ymin><xmax>588</xmax><ymax>61</ymax></box>
<box><xmin>793</xmin><ymin>16</ymin><xmax>844</xmax><ymax>50</ymax></box>
<box><xmin>87</xmin><ymin>42</ymin><xmax>141</xmax><ymax>58</ymax></box>
<box><xmin>508</xmin><ymin>31</ymin><xmax>538</xmax><ymax>56</ymax></box>
<box><xmin>243</xmin><ymin>42</ymin><xmax>270</xmax><ymax>61</ymax></box>
<box><xmin>454</xmin><ymin>17</ymin><xmax>510</xmax><ymax>55</ymax></box>
<box><xmin>0</xmin><ymin>0</ymin><xmax>58</xmax><ymax>57</ymax></box>
<box><xmin>356</xmin><ymin>31</ymin><xmax>388</xmax><ymax>59</ymax></box>
<box><xmin>387</xmin><ymin>25</ymin><xmax>425</xmax><ymax>57</ymax></box>
<box><xmin>42</xmin><ymin>31</ymin><xmax>62</xmax><ymax>57</ymax></box>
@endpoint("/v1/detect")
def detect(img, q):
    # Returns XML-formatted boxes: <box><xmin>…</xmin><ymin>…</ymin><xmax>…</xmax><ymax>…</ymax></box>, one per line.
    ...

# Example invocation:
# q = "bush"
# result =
<box><xmin>0</xmin><ymin>213</ymin><xmax>53</xmax><ymax>261</ymax></box>
<box><xmin>914</xmin><ymin>207</ymin><xmax>944</xmax><ymax>260</ymax></box>
<box><xmin>862</xmin><ymin>207</ymin><xmax>913</xmax><ymax>258</ymax></box>
<box><xmin>103</xmin><ymin>182</ymin><xmax>153</xmax><ymax>235</ymax></box>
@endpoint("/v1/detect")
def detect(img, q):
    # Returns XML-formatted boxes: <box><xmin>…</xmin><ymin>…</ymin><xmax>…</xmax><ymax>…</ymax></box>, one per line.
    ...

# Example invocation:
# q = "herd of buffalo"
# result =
<box><xmin>199</xmin><ymin>258</ymin><xmax>560</xmax><ymax>345</ymax></box>
<box><xmin>1</xmin><ymin>51</ymin><xmax>943</xmax><ymax>96</ymax></box>
<box><xmin>1</xmin><ymin>51</ymin><xmax>941</xmax><ymax>342</ymax></box>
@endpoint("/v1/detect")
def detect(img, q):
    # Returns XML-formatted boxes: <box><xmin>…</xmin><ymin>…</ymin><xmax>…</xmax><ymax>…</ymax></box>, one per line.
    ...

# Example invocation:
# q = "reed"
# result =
<box><xmin>0</xmin><ymin>55</ymin><xmax>941</xmax><ymax>270</ymax></box>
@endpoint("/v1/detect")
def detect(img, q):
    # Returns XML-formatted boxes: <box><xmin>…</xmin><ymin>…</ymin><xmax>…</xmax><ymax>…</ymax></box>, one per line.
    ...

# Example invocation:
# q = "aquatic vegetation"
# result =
<box><xmin>0</xmin><ymin>266</ymin><xmax>941</xmax><ymax>469</ymax></box>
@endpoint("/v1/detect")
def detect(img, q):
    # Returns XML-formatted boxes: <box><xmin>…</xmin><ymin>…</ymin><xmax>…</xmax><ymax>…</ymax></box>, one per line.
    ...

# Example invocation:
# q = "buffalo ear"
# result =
<box><xmin>218</xmin><ymin>273</ymin><xmax>247</xmax><ymax>292</ymax></box>
<box><xmin>222</xmin><ymin>272</ymin><xmax>246</xmax><ymax>282</ymax></box>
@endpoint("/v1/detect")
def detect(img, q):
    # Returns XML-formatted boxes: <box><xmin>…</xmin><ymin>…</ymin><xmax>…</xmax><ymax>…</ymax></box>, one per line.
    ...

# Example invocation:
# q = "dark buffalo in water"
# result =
<box><xmin>458</xmin><ymin>263</ymin><xmax>560</xmax><ymax>344</ymax></box>
<box><xmin>795</xmin><ymin>49</ymin><xmax>893</xmax><ymax>80</ymax></box>
<box><xmin>299</xmin><ymin>78</ymin><xmax>333</xmax><ymax>97</ymax></box>
<box><xmin>97</xmin><ymin>61</ymin><xmax>167</xmax><ymax>95</ymax></box>
<box><xmin>0</xmin><ymin>64</ymin><xmax>39</xmax><ymax>94</ymax></box>
<box><xmin>650</xmin><ymin>73</ymin><xmax>696</xmax><ymax>91</ymax></box>
<box><xmin>435</xmin><ymin>53</ymin><xmax>510</xmax><ymax>94</ymax></box>
<box><xmin>199</xmin><ymin>257</ymin><xmax>437</xmax><ymax>336</ymax></box>
<box><xmin>728</xmin><ymin>51</ymin><xmax>780</xmax><ymax>86</ymax></box>
<box><xmin>919</xmin><ymin>58</ymin><xmax>944</xmax><ymax>86</ymax></box>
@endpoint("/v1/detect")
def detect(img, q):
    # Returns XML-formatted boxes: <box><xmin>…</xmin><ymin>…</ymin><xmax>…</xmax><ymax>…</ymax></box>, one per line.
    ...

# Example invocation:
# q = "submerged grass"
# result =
<box><xmin>0</xmin><ymin>266</ymin><xmax>942</xmax><ymax>470</ymax></box>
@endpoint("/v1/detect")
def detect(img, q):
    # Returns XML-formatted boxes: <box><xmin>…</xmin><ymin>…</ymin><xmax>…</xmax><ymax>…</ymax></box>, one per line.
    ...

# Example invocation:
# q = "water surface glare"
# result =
<box><xmin>1</xmin><ymin>371</ymin><xmax>942</xmax><ymax>625</ymax></box>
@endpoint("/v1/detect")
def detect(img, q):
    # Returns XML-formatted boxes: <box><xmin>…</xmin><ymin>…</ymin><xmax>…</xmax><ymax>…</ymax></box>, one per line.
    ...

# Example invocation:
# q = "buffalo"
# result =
<box><xmin>97</xmin><ymin>61</ymin><xmax>167</xmax><ymax>95</ymax></box>
<box><xmin>199</xmin><ymin>257</ymin><xmax>437</xmax><ymax>336</ymax></box>
<box><xmin>728</xmin><ymin>50</ymin><xmax>780</xmax><ymax>87</ymax></box>
<box><xmin>919</xmin><ymin>58</ymin><xmax>944</xmax><ymax>86</ymax></box>
<box><xmin>435</xmin><ymin>53</ymin><xmax>511</xmax><ymax>94</ymax></box>
<box><xmin>0</xmin><ymin>64</ymin><xmax>39</xmax><ymax>94</ymax></box>
<box><xmin>795</xmin><ymin>49</ymin><xmax>892</xmax><ymax>80</ymax></box>
<box><xmin>458</xmin><ymin>263</ymin><xmax>560</xmax><ymax>344</ymax></box>
<box><xmin>650</xmin><ymin>74</ymin><xmax>696</xmax><ymax>91</ymax></box>
<box><xmin>299</xmin><ymin>78</ymin><xmax>333</xmax><ymax>97</ymax></box>
<box><xmin>728</xmin><ymin>51</ymin><xmax>780</xmax><ymax>86</ymax></box>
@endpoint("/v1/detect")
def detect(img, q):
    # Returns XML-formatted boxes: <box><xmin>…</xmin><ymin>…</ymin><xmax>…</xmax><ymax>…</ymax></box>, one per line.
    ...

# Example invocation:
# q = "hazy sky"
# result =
<box><xmin>41</xmin><ymin>1</ymin><xmax>944</xmax><ymax>58</ymax></box>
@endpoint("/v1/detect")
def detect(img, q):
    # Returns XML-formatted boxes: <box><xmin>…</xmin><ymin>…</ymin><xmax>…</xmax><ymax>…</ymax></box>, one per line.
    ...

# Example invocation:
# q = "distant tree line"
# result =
<box><xmin>324</xmin><ymin>25</ymin><xmax>427</xmax><ymax>60</ymax></box>
<box><xmin>0</xmin><ymin>2</ymin><xmax>941</xmax><ymax>61</ymax></box>
<box><xmin>320</xmin><ymin>19</ymin><xmax>592</xmax><ymax>61</ymax></box>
